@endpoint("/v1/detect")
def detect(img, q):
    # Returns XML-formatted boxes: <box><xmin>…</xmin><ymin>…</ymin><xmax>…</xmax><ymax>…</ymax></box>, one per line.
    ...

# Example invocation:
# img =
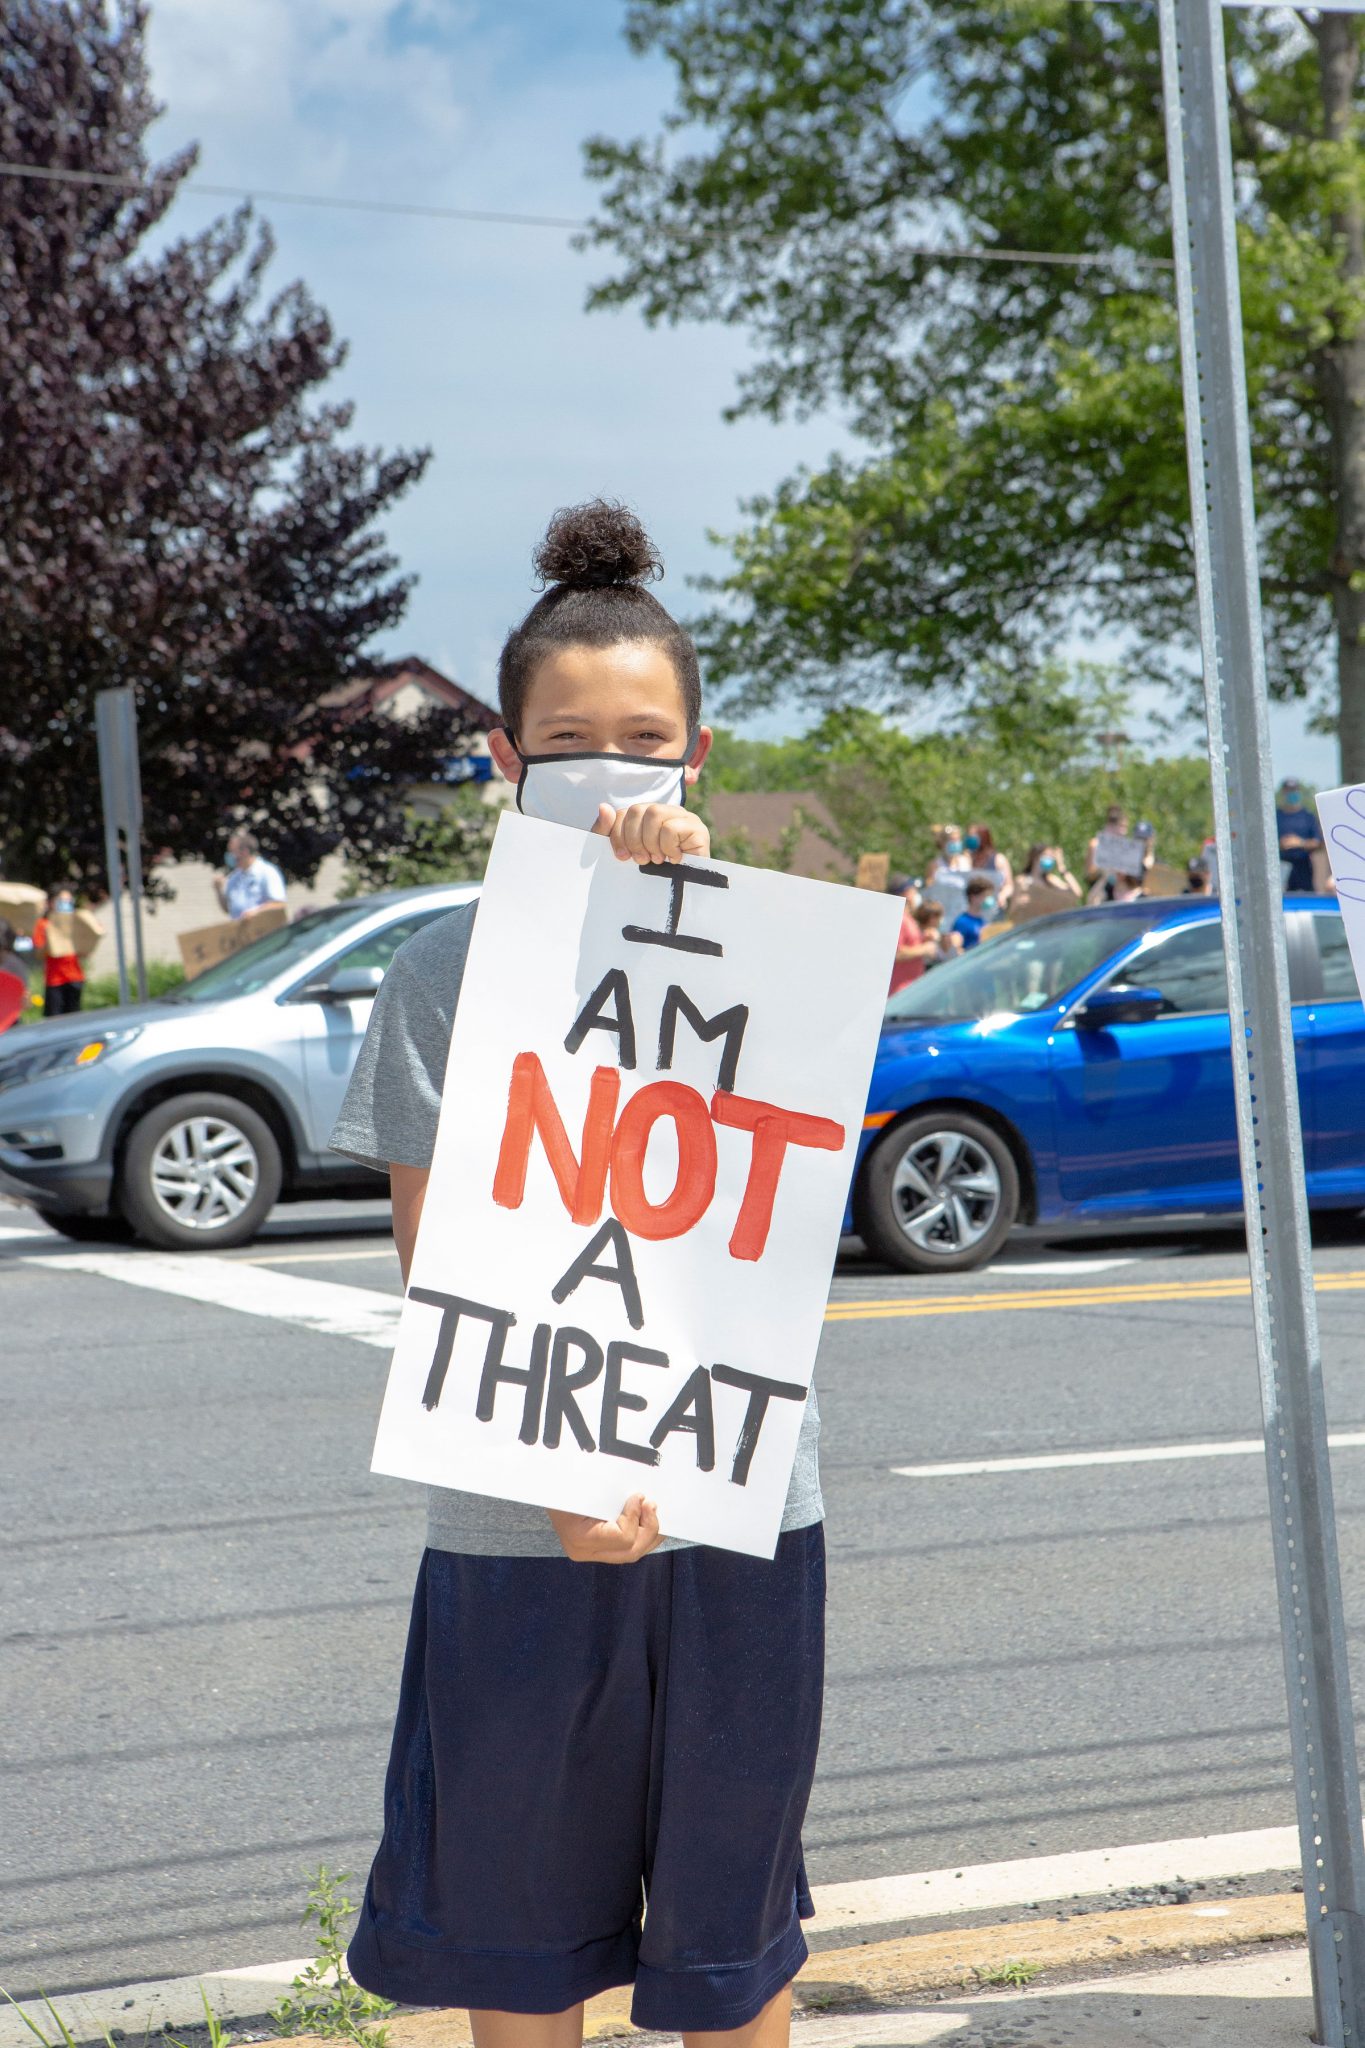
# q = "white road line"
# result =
<box><xmin>239</xmin><ymin>1245</ymin><xmax>398</xmax><ymax>1265</ymax></box>
<box><xmin>894</xmin><ymin>1432</ymin><xmax>1365</xmax><ymax>1479</ymax></box>
<box><xmin>991</xmin><ymin>1256</ymin><xmax>1141</xmax><ymax>1275</ymax></box>
<box><xmin>31</xmin><ymin>1249</ymin><xmax>401</xmax><ymax>1348</ymax></box>
<box><xmin>0</xmin><ymin>1823</ymin><xmax>1307</xmax><ymax>2048</ymax></box>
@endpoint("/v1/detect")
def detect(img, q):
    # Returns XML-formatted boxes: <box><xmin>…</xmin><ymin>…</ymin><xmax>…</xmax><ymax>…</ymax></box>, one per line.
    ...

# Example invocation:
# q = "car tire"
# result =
<box><xmin>43</xmin><ymin>1211</ymin><xmax>138</xmax><ymax>1245</ymax></box>
<box><xmin>856</xmin><ymin>1110</ymin><xmax>1020</xmax><ymax>1274</ymax></box>
<box><xmin>119</xmin><ymin>1093</ymin><xmax>282</xmax><ymax>1251</ymax></box>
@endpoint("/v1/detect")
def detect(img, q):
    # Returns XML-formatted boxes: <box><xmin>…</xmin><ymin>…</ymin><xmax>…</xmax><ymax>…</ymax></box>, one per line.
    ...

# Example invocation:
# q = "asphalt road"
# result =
<box><xmin>5</xmin><ymin>1198</ymin><xmax>1365</xmax><ymax>1999</ymax></box>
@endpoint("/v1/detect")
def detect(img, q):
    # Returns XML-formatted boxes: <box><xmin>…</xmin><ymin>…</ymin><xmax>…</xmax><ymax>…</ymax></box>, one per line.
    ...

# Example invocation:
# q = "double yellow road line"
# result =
<box><xmin>824</xmin><ymin>1269</ymin><xmax>1365</xmax><ymax>1323</ymax></box>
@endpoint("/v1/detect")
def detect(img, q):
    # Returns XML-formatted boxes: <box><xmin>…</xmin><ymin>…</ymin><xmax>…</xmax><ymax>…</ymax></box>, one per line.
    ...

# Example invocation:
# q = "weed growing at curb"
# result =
<box><xmin>164</xmin><ymin>1986</ymin><xmax>236</xmax><ymax>2048</ymax></box>
<box><xmin>2</xmin><ymin>1985</ymin><xmax>123</xmax><ymax>2048</ymax></box>
<box><xmin>268</xmin><ymin>1869</ymin><xmax>394</xmax><ymax>2046</ymax></box>
<box><xmin>976</xmin><ymin>1958</ymin><xmax>1042</xmax><ymax>1988</ymax></box>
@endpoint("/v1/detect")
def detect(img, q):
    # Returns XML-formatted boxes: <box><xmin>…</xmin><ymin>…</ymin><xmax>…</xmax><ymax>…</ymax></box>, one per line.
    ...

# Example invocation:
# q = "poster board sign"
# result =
<box><xmin>1318</xmin><ymin>785</ymin><xmax>1365</xmax><ymax>992</ymax></box>
<box><xmin>921</xmin><ymin>872</ymin><xmax>967</xmax><ymax>925</ymax></box>
<box><xmin>1144</xmin><ymin>860</ymin><xmax>1186</xmax><ymax>898</ymax></box>
<box><xmin>1009</xmin><ymin>879</ymin><xmax>1081</xmax><ymax>923</ymax></box>
<box><xmin>0</xmin><ymin>883</ymin><xmax>45</xmax><ymax>937</ymax></box>
<box><xmin>370</xmin><ymin>812</ymin><xmax>902</xmax><ymax>1558</ymax></box>
<box><xmin>1093</xmin><ymin>829</ymin><xmax>1147</xmax><ymax>877</ymax></box>
<box><xmin>855</xmin><ymin>851</ymin><xmax>891</xmax><ymax>892</ymax></box>
<box><xmin>43</xmin><ymin>908</ymin><xmax>103</xmax><ymax>959</ymax></box>
<box><xmin>178</xmin><ymin>902</ymin><xmax>288</xmax><ymax>979</ymax></box>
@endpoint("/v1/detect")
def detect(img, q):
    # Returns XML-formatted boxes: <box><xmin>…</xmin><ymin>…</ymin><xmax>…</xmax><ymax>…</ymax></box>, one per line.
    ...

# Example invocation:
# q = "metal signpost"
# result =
<box><xmin>1157</xmin><ymin>1</ymin><xmax>1365</xmax><ymax>2037</ymax></box>
<box><xmin>94</xmin><ymin>687</ymin><xmax>147</xmax><ymax>1005</ymax></box>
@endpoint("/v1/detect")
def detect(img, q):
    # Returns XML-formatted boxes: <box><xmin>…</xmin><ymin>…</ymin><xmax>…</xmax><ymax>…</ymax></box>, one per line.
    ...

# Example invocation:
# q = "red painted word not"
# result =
<box><xmin>492</xmin><ymin>1051</ymin><xmax>843</xmax><ymax>1261</ymax></box>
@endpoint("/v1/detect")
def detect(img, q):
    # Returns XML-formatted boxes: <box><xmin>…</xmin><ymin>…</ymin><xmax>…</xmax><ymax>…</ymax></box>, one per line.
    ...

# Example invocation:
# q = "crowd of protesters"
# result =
<box><xmin>887</xmin><ymin>779</ymin><xmax>1324</xmax><ymax>993</ymax></box>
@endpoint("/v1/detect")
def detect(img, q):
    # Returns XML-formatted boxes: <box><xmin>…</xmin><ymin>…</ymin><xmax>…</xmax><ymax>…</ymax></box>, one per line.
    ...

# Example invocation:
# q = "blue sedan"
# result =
<box><xmin>846</xmin><ymin>896</ymin><xmax>1363</xmax><ymax>1272</ymax></box>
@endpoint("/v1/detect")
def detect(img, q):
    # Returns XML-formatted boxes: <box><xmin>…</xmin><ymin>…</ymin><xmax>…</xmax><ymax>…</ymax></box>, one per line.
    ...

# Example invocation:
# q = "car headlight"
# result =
<box><xmin>0</xmin><ymin>1026</ymin><xmax>142</xmax><ymax>1094</ymax></box>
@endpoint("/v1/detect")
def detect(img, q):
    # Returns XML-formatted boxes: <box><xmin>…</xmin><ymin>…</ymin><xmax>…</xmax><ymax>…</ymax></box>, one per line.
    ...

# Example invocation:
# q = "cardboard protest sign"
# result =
<box><xmin>178</xmin><ymin>902</ymin><xmax>288</xmax><ymax>979</ymax></box>
<box><xmin>0</xmin><ymin>883</ymin><xmax>45</xmax><ymax>937</ymax></box>
<box><xmin>855</xmin><ymin>851</ymin><xmax>891</xmax><ymax>891</ymax></box>
<box><xmin>1093</xmin><ymin>829</ymin><xmax>1148</xmax><ymax>877</ymax></box>
<box><xmin>43</xmin><ymin>908</ymin><xmax>103</xmax><ymax>958</ymax></box>
<box><xmin>371</xmin><ymin>812</ymin><xmax>902</xmax><ymax>1558</ymax></box>
<box><xmin>1009</xmin><ymin>879</ymin><xmax>1081</xmax><ymax>923</ymax></box>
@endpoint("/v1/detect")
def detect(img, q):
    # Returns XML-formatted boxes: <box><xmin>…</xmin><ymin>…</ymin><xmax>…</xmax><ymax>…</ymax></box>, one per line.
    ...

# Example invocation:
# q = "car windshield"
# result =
<box><xmin>161</xmin><ymin>902</ymin><xmax>382</xmax><ymax>1002</ymax></box>
<box><xmin>885</xmin><ymin>910</ymin><xmax>1169</xmax><ymax>1024</ymax></box>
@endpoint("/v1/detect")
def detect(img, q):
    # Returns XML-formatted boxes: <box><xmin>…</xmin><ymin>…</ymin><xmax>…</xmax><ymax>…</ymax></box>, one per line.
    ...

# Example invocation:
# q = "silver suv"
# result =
<box><xmin>0</xmin><ymin>885</ymin><xmax>476</xmax><ymax>1250</ymax></box>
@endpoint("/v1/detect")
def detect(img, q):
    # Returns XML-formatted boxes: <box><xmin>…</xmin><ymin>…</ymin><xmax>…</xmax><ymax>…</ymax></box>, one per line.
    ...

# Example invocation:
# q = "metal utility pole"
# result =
<box><xmin>1157</xmin><ymin>2</ymin><xmax>1365</xmax><ymax>2038</ymax></box>
<box><xmin>94</xmin><ymin>687</ymin><xmax>147</xmax><ymax>1005</ymax></box>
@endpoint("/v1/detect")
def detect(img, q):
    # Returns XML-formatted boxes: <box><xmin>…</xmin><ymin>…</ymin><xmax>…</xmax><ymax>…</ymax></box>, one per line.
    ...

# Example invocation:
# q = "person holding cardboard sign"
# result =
<box><xmin>32</xmin><ymin>885</ymin><xmax>103</xmax><ymax>1017</ymax></box>
<box><xmin>330</xmin><ymin>503</ymin><xmax>826</xmax><ymax>2048</ymax></box>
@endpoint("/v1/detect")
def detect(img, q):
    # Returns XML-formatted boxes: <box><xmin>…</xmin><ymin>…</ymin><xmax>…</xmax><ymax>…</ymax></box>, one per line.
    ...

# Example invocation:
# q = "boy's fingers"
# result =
<box><xmin>591</xmin><ymin>803</ymin><xmax>617</xmax><ymax>838</ymax></box>
<box><xmin>618</xmin><ymin>807</ymin><xmax>650</xmax><ymax>863</ymax></box>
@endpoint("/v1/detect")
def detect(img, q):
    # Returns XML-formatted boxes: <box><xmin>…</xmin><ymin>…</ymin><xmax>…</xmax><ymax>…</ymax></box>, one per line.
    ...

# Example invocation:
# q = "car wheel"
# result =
<box><xmin>119</xmin><ymin>1093</ymin><xmax>282</xmax><ymax>1250</ymax></box>
<box><xmin>856</xmin><ymin>1110</ymin><xmax>1020</xmax><ymax>1274</ymax></box>
<box><xmin>43</xmin><ymin>1211</ymin><xmax>138</xmax><ymax>1245</ymax></box>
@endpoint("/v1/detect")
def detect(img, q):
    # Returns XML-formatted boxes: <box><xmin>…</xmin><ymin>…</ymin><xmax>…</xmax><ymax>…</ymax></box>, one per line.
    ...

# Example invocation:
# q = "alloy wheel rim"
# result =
<box><xmin>889</xmin><ymin>1131</ymin><xmax>1002</xmax><ymax>1255</ymax></box>
<box><xmin>149</xmin><ymin>1115</ymin><xmax>259</xmax><ymax>1231</ymax></box>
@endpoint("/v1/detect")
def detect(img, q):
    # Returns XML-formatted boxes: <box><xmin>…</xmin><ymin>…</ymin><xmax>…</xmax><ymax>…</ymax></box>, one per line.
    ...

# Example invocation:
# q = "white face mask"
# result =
<box><xmin>514</xmin><ymin>735</ymin><xmax>697</xmax><ymax>833</ymax></box>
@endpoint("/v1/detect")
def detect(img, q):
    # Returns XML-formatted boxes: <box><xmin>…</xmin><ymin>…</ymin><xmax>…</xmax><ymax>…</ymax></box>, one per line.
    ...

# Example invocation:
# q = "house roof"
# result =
<box><xmin>707</xmin><ymin>791</ymin><xmax>850</xmax><ymax>882</ymax></box>
<box><xmin>321</xmin><ymin>657</ymin><xmax>501</xmax><ymax>731</ymax></box>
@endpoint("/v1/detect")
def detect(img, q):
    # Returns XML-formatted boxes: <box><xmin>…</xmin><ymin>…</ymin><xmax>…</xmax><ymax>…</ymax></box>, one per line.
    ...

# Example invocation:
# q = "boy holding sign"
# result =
<box><xmin>332</xmin><ymin>504</ymin><xmax>827</xmax><ymax>2047</ymax></box>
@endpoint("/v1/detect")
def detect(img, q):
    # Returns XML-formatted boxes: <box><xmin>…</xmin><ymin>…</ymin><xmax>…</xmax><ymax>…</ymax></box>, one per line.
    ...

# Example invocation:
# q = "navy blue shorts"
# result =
<box><xmin>347</xmin><ymin>1524</ymin><xmax>825</xmax><ymax>2033</ymax></box>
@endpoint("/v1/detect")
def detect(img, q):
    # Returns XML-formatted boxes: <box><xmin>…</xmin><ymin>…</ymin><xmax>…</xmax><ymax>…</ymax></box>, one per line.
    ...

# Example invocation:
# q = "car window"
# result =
<box><xmin>331</xmin><ymin>909</ymin><xmax>453</xmax><ymax>978</ymax></box>
<box><xmin>885</xmin><ymin>908</ymin><xmax>1168</xmax><ymax>1023</ymax></box>
<box><xmin>1126</xmin><ymin>921</ymin><xmax>1229</xmax><ymax>1016</ymax></box>
<box><xmin>1315</xmin><ymin>912</ymin><xmax>1362</xmax><ymax>1002</ymax></box>
<box><xmin>163</xmin><ymin>902</ymin><xmax>381</xmax><ymax>1002</ymax></box>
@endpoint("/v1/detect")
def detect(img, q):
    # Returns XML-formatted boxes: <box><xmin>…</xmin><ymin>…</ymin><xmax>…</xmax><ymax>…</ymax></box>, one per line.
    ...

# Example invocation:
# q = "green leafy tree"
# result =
<box><xmin>703</xmin><ymin>668</ymin><xmax>1211</xmax><ymax>882</ymax></box>
<box><xmin>342</xmin><ymin>784</ymin><xmax>502</xmax><ymax>894</ymax></box>
<box><xmin>584</xmin><ymin>3</ymin><xmax>1365</xmax><ymax>776</ymax></box>
<box><xmin>0</xmin><ymin>0</ymin><xmax>468</xmax><ymax>895</ymax></box>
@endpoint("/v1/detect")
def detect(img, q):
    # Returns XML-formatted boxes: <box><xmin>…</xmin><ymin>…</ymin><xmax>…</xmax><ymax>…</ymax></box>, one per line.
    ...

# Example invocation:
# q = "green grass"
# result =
<box><xmin>975</xmin><ymin>1958</ymin><xmax>1043</xmax><ymax>1988</ymax></box>
<box><xmin>81</xmin><ymin>960</ymin><xmax>186</xmax><ymax>1009</ymax></box>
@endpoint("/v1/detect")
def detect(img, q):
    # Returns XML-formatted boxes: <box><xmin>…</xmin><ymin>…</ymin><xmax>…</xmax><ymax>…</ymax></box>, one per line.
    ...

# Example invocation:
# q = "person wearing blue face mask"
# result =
<box><xmin>1275</xmin><ymin>777</ymin><xmax>1321</xmax><ymax>892</ymax></box>
<box><xmin>1012</xmin><ymin>842</ymin><xmax>1082</xmax><ymax>921</ymax></box>
<box><xmin>952</xmin><ymin>872</ymin><xmax>997</xmax><ymax>948</ymax></box>
<box><xmin>213</xmin><ymin>829</ymin><xmax>287</xmax><ymax>920</ymax></box>
<box><xmin>965</xmin><ymin>823</ymin><xmax>1013</xmax><ymax>910</ymax></box>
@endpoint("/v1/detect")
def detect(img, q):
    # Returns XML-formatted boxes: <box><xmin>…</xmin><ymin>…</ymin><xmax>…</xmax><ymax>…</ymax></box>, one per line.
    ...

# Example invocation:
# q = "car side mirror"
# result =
<box><xmin>296</xmin><ymin>964</ymin><xmax>385</xmax><ymax>1003</ymax></box>
<box><xmin>1076</xmin><ymin>983</ymin><xmax>1168</xmax><ymax>1028</ymax></box>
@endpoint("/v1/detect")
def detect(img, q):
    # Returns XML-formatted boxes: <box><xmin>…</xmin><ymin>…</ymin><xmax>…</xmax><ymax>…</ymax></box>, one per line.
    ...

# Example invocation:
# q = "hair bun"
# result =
<box><xmin>533</xmin><ymin>499</ymin><xmax>662</xmax><ymax>590</ymax></box>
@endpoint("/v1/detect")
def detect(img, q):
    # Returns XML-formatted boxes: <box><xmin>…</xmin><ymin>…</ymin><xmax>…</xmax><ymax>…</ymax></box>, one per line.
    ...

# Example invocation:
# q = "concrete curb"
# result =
<box><xmin>224</xmin><ymin>1891</ymin><xmax>1308</xmax><ymax>2046</ymax></box>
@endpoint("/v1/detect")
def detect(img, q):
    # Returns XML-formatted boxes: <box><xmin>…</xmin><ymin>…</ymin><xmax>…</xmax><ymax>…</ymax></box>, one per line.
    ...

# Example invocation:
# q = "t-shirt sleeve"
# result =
<box><xmin>328</xmin><ymin>935</ymin><xmax>460</xmax><ymax>1174</ymax></box>
<box><xmin>262</xmin><ymin>863</ymin><xmax>287</xmax><ymax>904</ymax></box>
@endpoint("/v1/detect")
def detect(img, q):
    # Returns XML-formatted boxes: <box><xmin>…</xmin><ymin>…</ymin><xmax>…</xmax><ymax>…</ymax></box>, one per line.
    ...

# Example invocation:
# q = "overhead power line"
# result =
<box><xmin>0</xmin><ymin>158</ymin><xmax>1175</xmax><ymax>273</ymax></box>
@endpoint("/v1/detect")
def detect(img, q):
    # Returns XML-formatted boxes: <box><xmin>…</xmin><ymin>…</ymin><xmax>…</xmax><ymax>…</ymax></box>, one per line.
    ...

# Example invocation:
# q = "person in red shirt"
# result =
<box><xmin>32</xmin><ymin>885</ymin><xmax>100</xmax><ymax>1018</ymax></box>
<box><xmin>889</xmin><ymin>879</ymin><xmax>938</xmax><ymax>994</ymax></box>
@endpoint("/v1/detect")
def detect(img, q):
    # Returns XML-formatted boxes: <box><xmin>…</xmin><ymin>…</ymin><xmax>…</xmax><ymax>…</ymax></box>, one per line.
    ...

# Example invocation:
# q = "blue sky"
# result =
<box><xmin>141</xmin><ymin>0</ymin><xmax>1338</xmax><ymax>783</ymax></box>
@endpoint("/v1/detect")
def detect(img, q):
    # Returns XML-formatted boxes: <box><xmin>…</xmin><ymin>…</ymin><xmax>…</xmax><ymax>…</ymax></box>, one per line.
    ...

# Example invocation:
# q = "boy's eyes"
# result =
<box><xmin>544</xmin><ymin>729</ymin><xmax>672</xmax><ymax>748</ymax></box>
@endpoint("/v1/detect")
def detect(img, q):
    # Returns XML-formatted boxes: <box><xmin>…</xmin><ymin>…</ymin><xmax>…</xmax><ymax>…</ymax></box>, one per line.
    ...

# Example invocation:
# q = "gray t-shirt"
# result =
<box><xmin>330</xmin><ymin>901</ymin><xmax>823</xmax><ymax>1555</ymax></box>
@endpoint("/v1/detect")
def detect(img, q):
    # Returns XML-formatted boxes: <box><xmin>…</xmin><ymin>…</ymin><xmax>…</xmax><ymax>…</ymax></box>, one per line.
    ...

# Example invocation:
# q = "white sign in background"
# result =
<box><xmin>1092</xmin><ymin>829</ymin><xmax>1149</xmax><ymax>878</ymax></box>
<box><xmin>370</xmin><ymin>812</ymin><xmax>902</xmax><ymax>1557</ymax></box>
<box><xmin>1317</xmin><ymin>785</ymin><xmax>1365</xmax><ymax>996</ymax></box>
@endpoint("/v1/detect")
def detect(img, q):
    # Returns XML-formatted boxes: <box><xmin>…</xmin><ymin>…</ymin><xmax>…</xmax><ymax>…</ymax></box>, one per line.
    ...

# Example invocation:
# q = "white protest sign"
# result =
<box><xmin>1317</xmin><ymin>785</ymin><xmax>1365</xmax><ymax>994</ymax></box>
<box><xmin>370</xmin><ymin>812</ymin><xmax>902</xmax><ymax>1558</ymax></box>
<box><xmin>1093</xmin><ymin>829</ymin><xmax>1148</xmax><ymax>877</ymax></box>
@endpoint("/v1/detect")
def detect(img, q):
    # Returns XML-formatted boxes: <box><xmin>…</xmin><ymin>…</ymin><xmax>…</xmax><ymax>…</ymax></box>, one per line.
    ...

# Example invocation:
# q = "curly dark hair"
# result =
<box><xmin>498</xmin><ymin>499</ymin><xmax>701</xmax><ymax>741</ymax></box>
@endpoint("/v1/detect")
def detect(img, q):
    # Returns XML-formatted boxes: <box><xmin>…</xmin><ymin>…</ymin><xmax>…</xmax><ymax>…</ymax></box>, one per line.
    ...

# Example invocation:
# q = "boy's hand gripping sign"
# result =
<box><xmin>371</xmin><ymin>813</ymin><xmax>902</xmax><ymax>1557</ymax></box>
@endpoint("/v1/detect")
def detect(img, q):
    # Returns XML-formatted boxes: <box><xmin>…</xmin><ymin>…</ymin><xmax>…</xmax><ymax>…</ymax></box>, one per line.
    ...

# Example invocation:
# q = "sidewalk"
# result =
<box><xmin>1</xmin><ymin>1896</ymin><xmax>1315</xmax><ymax>2048</ymax></box>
